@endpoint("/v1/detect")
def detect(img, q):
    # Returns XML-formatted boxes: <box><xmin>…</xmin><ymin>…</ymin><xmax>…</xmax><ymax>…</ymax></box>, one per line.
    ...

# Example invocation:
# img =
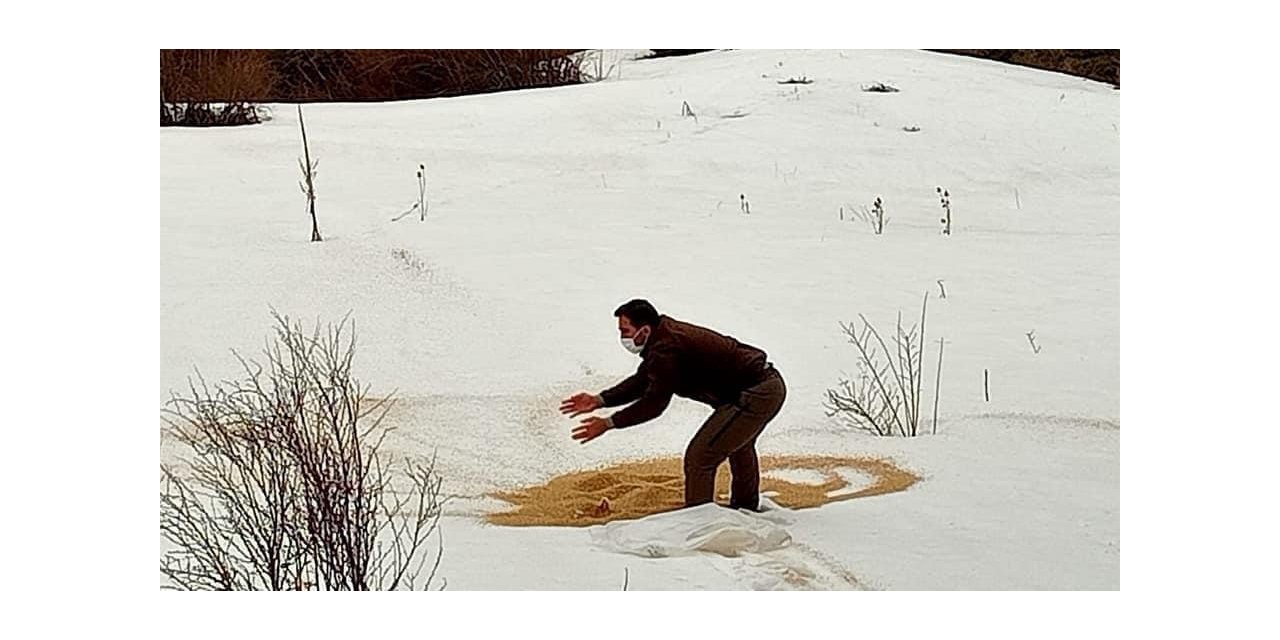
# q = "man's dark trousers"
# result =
<box><xmin>683</xmin><ymin>367</ymin><xmax>787</xmax><ymax>511</ymax></box>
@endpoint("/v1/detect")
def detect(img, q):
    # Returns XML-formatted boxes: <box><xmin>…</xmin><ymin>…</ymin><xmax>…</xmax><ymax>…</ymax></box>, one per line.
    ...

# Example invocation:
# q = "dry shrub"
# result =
<box><xmin>160</xmin><ymin>50</ymin><xmax>276</xmax><ymax>127</ymax></box>
<box><xmin>160</xmin><ymin>102</ymin><xmax>263</xmax><ymax>127</ymax></box>
<box><xmin>933</xmin><ymin>49</ymin><xmax>1120</xmax><ymax>88</ymax></box>
<box><xmin>159</xmin><ymin>312</ymin><xmax>444</xmax><ymax>590</ymax></box>
<box><xmin>267</xmin><ymin>49</ymin><xmax>359</xmax><ymax>101</ymax></box>
<box><xmin>337</xmin><ymin>49</ymin><xmax>583</xmax><ymax>100</ymax></box>
<box><xmin>160</xmin><ymin>49</ymin><xmax>278</xmax><ymax>103</ymax></box>
<box><xmin>160</xmin><ymin>49</ymin><xmax>584</xmax><ymax>104</ymax></box>
<box><xmin>825</xmin><ymin>293</ymin><xmax>941</xmax><ymax>437</ymax></box>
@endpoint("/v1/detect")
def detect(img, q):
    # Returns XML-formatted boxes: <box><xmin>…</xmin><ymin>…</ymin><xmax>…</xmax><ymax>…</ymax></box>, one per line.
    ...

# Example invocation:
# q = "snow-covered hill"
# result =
<box><xmin>160</xmin><ymin>49</ymin><xmax>1119</xmax><ymax>589</ymax></box>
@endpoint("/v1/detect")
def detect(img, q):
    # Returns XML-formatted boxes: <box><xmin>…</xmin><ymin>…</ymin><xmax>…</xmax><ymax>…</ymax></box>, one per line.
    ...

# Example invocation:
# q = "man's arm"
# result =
<box><xmin>598</xmin><ymin>360</ymin><xmax>649</xmax><ymax>408</ymax></box>
<box><xmin>606</xmin><ymin>350</ymin><xmax>675</xmax><ymax>429</ymax></box>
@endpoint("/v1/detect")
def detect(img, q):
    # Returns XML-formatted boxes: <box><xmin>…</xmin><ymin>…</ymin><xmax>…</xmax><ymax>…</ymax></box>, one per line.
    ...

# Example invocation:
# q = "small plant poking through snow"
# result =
<box><xmin>297</xmin><ymin>106</ymin><xmax>321</xmax><ymax>242</ymax></box>
<box><xmin>681</xmin><ymin>100</ymin><xmax>698</xmax><ymax>123</ymax></box>
<box><xmin>848</xmin><ymin>197</ymin><xmax>888</xmax><ymax>234</ymax></box>
<box><xmin>777</xmin><ymin>76</ymin><xmax>813</xmax><ymax>85</ymax></box>
<box><xmin>868</xmin><ymin>197</ymin><xmax>887</xmax><ymax>234</ymax></box>
<box><xmin>862</xmin><ymin>82</ymin><xmax>900</xmax><ymax>93</ymax></box>
<box><xmin>418</xmin><ymin>164</ymin><xmax>428</xmax><ymax>221</ymax></box>
<box><xmin>1026</xmin><ymin>330</ymin><xmax>1042</xmax><ymax>354</ymax></box>
<box><xmin>390</xmin><ymin>164</ymin><xmax>429</xmax><ymax>222</ymax></box>
<box><xmin>937</xmin><ymin>186</ymin><xmax>952</xmax><ymax>235</ymax></box>
<box><xmin>902</xmin><ymin>125</ymin><xmax>921</xmax><ymax>133</ymax></box>
<box><xmin>825</xmin><ymin>293</ymin><xmax>943</xmax><ymax>437</ymax></box>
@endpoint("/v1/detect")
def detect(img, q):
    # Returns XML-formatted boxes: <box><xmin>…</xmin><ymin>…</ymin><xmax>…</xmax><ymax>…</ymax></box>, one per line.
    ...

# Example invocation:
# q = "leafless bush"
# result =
<box><xmin>825</xmin><ymin>294</ymin><xmax>942</xmax><ymax>437</ymax></box>
<box><xmin>578</xmin><ymin>49</ymin><xmax>622</xmax><ymax>82</ymax></box>
<box><xmin>160</xmin><ymin>50</ymin><xmax>275</xmax><ymax>127</ymax></box>
<box><xmin>161</xmin><ymin>102</ymin><xmax>264</xmax><ymax>127</ymax></box>
<box><xmin>161</xmin><ymin>50</ymin><xmax>278</xmax><ymax>102</ymax></box>
<box><xmin>160</xmin><ymin>312</ymin><xmax>445</xmax><ymax>590</ymax></box>
<box><xmin>162</xmin><ymin>49</ymin><xmax>583</xmax><ymax>103</ymax></box>
<box><xmin>931</xmin><ymin>49</ymin><xmax>1119</xmax><ymax>88</ymax></box>
<box><xmin>278</xmin><ymin>49</ymin><xmax>583</xmax><ymax>101</ymax></box>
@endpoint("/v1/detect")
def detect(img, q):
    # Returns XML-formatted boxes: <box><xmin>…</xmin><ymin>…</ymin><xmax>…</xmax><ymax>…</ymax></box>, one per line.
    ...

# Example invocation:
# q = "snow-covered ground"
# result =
<box><xmin>160</xmin><ymin>49</ymin><xmax>1118</xmax><ymax>590</ymax></box>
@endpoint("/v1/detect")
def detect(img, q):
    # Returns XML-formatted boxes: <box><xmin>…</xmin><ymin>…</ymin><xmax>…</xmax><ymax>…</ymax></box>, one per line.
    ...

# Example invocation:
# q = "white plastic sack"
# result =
<box><xmin>589</xmin><ymin>498</ymin><xmax>794</xmax><ymax>558</ymax></box>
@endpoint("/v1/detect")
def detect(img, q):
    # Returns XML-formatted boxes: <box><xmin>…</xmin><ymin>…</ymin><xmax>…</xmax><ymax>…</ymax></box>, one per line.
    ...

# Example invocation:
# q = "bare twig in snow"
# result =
<box><xmin>297</xmin><ymin>106</ymin><xmax>321</xmax><ymax>242</ymax></box>
<box><xmin>391</xmin><ymin>203</ymin><xmax>419</xmax><ymax>222</ymax></box>
<box><xmin>417</xmin><ymin>164</ymin><xmax>428</xmax><ymax>221</ymax></box>
<box><xmin>933</xmin><ymin>337</ymin><xmax>944</xmax><ymax>435</ymax></box>
<box><xmin>681</xmin><ymin>100</ymin><xmax>698</xmax><ymax>123</ymax></box>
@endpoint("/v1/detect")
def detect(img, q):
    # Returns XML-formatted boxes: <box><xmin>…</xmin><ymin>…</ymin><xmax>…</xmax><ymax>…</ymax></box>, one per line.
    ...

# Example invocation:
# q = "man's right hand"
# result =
<box><xmin>559</xmin><ymin>392</ymin><xmax>602</xmax><ymax>417</ymax></box>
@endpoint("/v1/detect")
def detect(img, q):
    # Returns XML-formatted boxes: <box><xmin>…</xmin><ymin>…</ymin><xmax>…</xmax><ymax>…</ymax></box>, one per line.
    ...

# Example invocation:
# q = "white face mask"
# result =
<box><xmin>621</xmin><ymin>337</ymin><xmax>643</xmax><ymax>354</ymax></box>
<box><xmin>620</xmin><ymin>327</ymin><xmax>648</xmax><ymax>355</ymax></box>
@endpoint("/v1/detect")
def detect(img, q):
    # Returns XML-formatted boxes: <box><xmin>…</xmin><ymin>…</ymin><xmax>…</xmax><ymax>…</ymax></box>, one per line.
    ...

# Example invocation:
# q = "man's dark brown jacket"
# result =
<box><xmin>600</xmin><ymin>315</ymin><xmax>770</xmax><ymax>428</ymax></box>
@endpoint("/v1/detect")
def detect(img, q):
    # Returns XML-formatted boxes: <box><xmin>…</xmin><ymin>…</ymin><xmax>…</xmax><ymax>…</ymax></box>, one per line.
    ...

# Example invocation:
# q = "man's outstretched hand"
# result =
<box><xmin>560</xmin><ymin>392</ymin><xmax>602</xmax><ymax>418</ymax></box>
<box><xmin>572</xmin><ymin>416</ymin><xmax>611</xmax><ymax>445</ymax></box>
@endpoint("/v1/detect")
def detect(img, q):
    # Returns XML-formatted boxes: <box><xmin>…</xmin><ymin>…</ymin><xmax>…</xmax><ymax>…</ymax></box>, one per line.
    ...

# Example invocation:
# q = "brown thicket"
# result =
<box><xmin>933</xmin><ymin>49</ymin><xmax>1120</xmax><ymax>88</ymax></box>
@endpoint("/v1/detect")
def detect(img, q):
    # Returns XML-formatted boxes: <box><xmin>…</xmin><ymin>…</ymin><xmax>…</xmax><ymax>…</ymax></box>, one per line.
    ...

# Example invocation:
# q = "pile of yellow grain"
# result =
<box><xmin>487</xmin><ymin>454</ymin><xmax>920</xmax><ymax>527</ymax></box>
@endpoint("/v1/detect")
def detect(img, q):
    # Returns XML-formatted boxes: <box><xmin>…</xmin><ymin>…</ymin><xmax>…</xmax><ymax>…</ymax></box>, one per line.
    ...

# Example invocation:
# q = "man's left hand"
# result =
<box><xmin>572</xmin><ymin>416</ymin><xmax>611</xmax><ymax>444</ymax></box>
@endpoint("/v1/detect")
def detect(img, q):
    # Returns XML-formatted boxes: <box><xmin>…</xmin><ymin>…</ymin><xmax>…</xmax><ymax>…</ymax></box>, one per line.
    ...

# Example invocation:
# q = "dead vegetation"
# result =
<box><xmin>159</xmin><ymin>312</ymin><xmax>445</xmax><ymax>590</ymax></box>
<box><xmin>826</xmin><ymin>294</ymin><xmax>942</xmax><ymax>437</ymax></box>
<box><xmin>161</xmin><ymin>49</ymin><xmax>583</xmax><ymax>103</ymax></box>
<box><xmin>932</xmin><ymin>49</ymin><xmax>1120</xmax><ymax>88</ymax></box>
<box><xmin>160</xmin><ymin>49</ymin><xmax>584</xmax><ymax>126</ymax></box>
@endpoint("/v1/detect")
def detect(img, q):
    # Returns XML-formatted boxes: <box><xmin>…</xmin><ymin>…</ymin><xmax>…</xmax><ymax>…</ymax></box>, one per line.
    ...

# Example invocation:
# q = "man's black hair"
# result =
<box><xmin>614</xmin><ymin>299</ymin><xmax>660</xmax><ymax>327</ymax></box>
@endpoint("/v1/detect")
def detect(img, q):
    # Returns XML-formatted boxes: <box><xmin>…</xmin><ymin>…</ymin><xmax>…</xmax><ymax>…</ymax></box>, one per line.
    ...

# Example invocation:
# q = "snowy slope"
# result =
<box><xmin>160</xmin><ymin>49</ymin><xmax>1119</xmax><ymax>590</ymax></box>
